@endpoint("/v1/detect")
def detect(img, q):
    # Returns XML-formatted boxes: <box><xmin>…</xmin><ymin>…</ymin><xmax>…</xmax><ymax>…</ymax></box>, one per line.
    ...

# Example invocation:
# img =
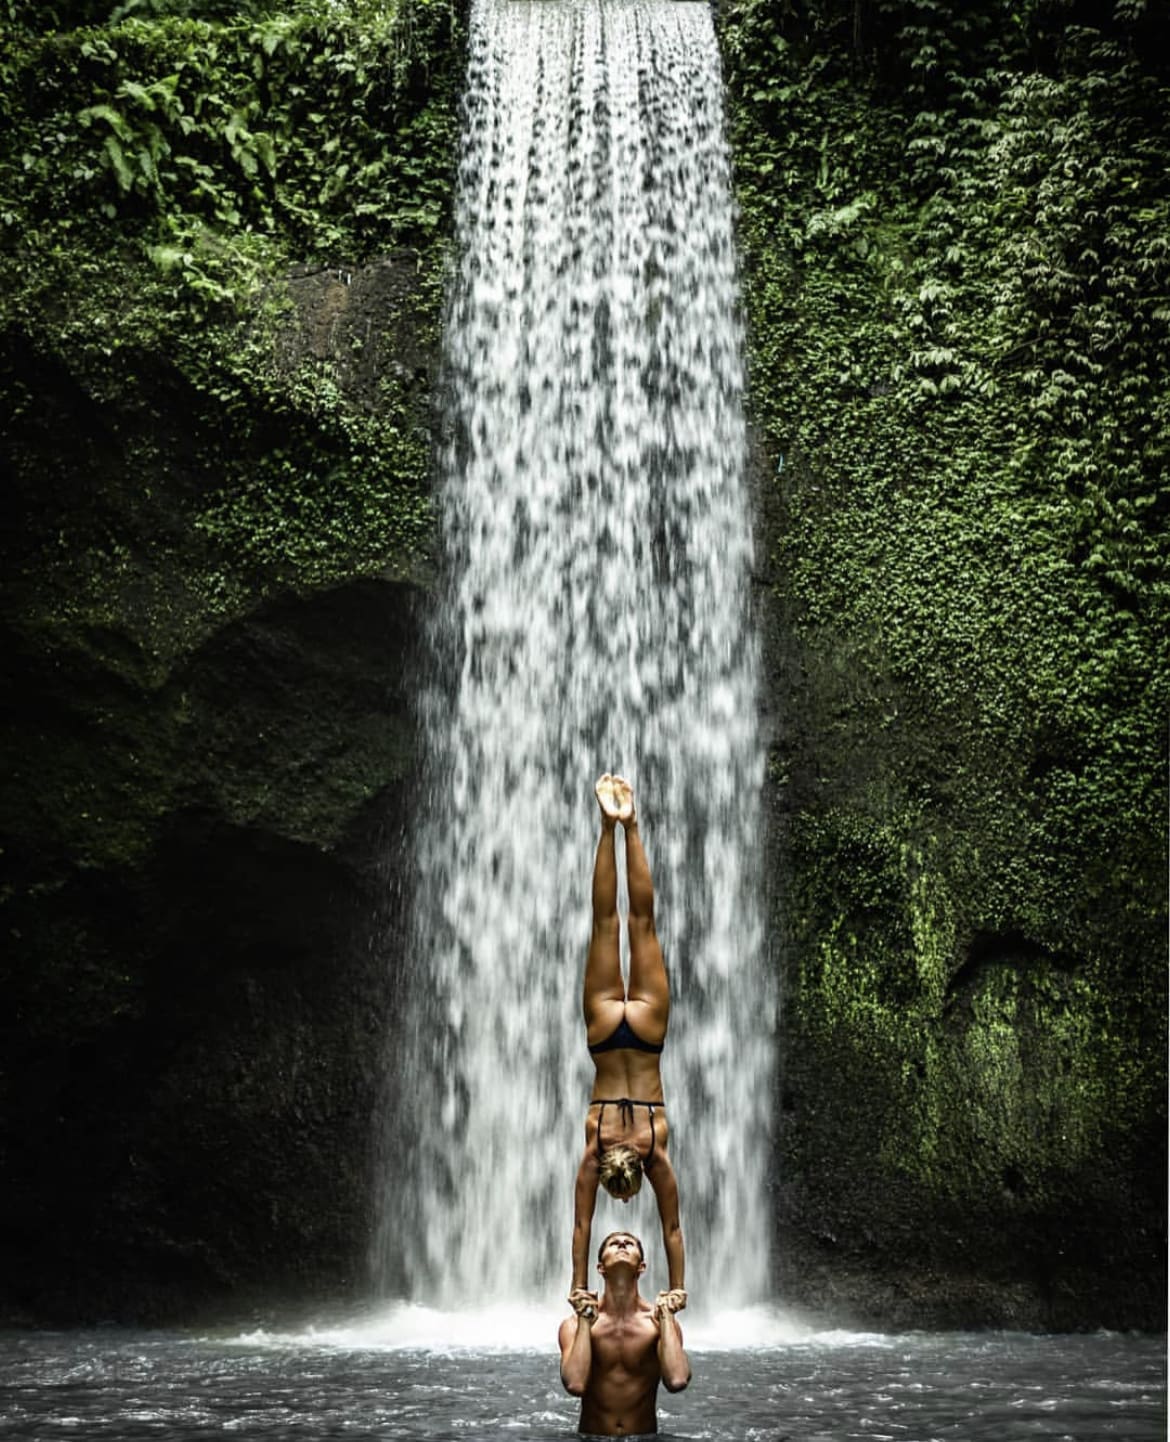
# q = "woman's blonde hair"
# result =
<box><xmin>599</xmin><ymin>1144</ymin><xmax>643</xmax><ymax>1199</ymax></box>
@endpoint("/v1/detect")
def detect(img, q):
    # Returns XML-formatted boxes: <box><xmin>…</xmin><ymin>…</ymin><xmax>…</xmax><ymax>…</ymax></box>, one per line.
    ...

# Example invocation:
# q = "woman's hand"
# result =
<box><xmin>654</xmin><ymin>1288</ymin><xmax>687</xmax><ymax>1314</ymax></box>
<box><xmin>569</xmin><ymin>1287</ymin><xmax>599</xmax><ymax>1322</ymax></box>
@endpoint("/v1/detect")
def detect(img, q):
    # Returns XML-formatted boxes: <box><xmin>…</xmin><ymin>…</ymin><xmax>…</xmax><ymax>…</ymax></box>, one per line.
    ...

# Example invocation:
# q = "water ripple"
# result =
<box><xmin>0</xmin><ymin>1327</ymin><xmax>1163</xmax><ymax>1442</ymax></box>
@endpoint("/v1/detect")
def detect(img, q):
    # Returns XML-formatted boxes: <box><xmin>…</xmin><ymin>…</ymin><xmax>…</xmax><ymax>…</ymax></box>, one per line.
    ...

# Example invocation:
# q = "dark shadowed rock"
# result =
<box><xmin>0</xmin><ymin>578</ymin><xmax>420</xmax><ymax>1323</ymax></box>
<box><xmin>0</xmin><ymin>248</ymin><xmax>433</xmax><ymax>1321</ymax></box>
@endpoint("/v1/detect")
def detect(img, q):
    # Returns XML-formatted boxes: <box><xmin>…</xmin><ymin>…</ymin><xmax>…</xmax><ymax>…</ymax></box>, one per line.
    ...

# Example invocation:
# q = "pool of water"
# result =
<box><xmin>0</xmin><ymin>1307</ymin><xmax>1163</xmax><ymax>1440</ymax></box>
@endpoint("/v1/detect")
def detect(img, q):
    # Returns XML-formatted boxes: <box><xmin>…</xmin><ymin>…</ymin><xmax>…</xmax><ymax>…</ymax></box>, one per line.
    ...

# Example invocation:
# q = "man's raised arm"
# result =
<box><xmin>654</xmin><ymin>1298</ymin><xmax>691</xmax><ymax>1394</ymax></box>
<box><xmin>558</xmin><ymin>1298</ymin><xmax>597</xmax><ymax>1397</ymax></box>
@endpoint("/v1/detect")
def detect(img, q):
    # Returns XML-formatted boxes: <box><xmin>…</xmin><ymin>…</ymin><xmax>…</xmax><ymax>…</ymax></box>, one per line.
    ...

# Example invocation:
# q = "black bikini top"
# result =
<box><xmin>588</xmin><ymin>1015</ymin><xmax>664</xmax><ymax>1056</ymax></box>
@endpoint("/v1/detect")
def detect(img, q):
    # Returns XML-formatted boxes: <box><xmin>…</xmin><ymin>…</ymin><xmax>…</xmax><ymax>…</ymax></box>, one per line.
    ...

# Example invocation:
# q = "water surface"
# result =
<box><xmin>1</xmin><ymin>1311</ymin><xmax>1163</xmax><ymax>1441</ymax></box>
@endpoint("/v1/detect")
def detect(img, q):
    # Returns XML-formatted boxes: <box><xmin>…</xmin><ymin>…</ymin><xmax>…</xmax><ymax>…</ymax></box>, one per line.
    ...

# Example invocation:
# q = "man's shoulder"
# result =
<box><xmin>559</xmin><ymin>1312</ymin><xmax>589</xmax><ymax>1345</ymax></box>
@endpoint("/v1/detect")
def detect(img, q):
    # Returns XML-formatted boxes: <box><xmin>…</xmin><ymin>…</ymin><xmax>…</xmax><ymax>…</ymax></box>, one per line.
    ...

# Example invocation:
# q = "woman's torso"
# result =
<box><xmin>586</xmin><ymin>1002</ymin><xmax>667</xmax><ymax>1160</ymax></box>
<box><xmin>587</xmin><ymin>999</ymin><xmax>666</xmax><ymax>1104</ymax></box>
<box><xmin>589</xmin><ymin>1046</ymin><xmax>664</xmax><ymax>1105</ymax></box>
<box><xmin>584</xmin><ymin>1095</ymin><xmax>669</xmax><ymax>1164</ymax></box>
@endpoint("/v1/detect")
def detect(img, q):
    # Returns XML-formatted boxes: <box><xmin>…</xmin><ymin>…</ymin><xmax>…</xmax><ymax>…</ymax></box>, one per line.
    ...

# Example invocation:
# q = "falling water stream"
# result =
<box><xmin>374</xmin><ymin>0</ymin><xmax>771</xmax><ymax>1310</ymax></box>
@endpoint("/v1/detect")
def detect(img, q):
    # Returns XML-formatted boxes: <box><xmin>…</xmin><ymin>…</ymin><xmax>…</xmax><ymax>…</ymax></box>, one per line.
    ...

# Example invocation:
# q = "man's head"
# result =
<box><xmin>597</xmin><ymin>1230</ymin><xmax>646</xmax><ymax>1279</ymax></box>
<box><xmin>598</xmin><ymin>1143</ymin><xmax>643</xmax><ymax>1201</ymax></box>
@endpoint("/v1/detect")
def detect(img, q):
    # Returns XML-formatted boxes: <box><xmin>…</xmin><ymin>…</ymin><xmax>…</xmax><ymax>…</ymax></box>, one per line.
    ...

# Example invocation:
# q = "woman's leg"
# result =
<box><xmin>583</xmin><ymin>777</ymin><xmax>624</xmax><ymax>1034</ymax></box>
<box><xmin>619</xmin><ymin>782</ymin><xmax>669</xmax><ymax>1035</ymax></box>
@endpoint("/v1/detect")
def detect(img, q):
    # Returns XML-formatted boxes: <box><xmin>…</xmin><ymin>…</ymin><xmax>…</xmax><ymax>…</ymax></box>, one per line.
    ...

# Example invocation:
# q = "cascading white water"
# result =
<box><xmin>375</xmin><ymin>0</ymin><xmax>772</xmax><ymax>1312</ymax></box>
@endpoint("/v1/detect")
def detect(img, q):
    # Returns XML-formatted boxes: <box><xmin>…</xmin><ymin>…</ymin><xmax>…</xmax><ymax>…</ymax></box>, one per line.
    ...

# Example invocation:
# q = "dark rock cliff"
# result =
<box><xmin>1</xmin><ymin>255</ymin><xmax>430</xmax><ymax>1323</ymax></box>
<box><xmin>0</xmin><ymin>0</ymin><xmax>464</xmax><ymax>1323</ymax></box>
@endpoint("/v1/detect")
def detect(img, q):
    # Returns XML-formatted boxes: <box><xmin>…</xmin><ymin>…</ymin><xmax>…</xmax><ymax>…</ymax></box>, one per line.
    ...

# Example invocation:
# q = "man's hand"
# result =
<box><xmin>568</xmin><ymin>1287</ymin><xmax>599</xmax><ymax>1322</ymax></box>
<box><xmin>654</xmin><ymin>1289</ymin><xmax>687</xmax><ymax>1315</ymax></box>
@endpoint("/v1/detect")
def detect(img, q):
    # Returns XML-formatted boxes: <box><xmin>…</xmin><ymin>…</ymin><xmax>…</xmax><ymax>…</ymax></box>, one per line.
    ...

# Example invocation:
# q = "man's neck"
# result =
<box><xmin>601</xmin><ymin>1272</ymin><xmax>641</xmax><ymax>1316</ymax></box>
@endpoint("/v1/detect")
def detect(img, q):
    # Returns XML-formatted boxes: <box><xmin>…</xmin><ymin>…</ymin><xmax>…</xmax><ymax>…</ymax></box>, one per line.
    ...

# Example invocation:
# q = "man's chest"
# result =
<box><xmin>593</xmin><ymin>1318</ymin><xmax>659</xmax><ymax>1373</ymax></box>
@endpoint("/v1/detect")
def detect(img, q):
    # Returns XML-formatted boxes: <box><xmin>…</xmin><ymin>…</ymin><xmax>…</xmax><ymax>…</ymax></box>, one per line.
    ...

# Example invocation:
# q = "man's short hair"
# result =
<box><xmin>597</xmin><ymin>1230</ymin><xmax>645</xmax><ymax>1265</ymax></box>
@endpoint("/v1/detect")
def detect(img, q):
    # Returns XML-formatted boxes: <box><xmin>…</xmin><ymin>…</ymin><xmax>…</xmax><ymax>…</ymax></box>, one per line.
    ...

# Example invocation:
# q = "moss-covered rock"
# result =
<box><xmin>0</xmin><ymin>0</ymin><xmax>461</xmax><ymax>1322</ymax></box>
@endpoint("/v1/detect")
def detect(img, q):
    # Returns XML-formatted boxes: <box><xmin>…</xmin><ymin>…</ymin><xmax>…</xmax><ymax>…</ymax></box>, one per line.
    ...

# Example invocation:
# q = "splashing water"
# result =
<box><xmin>373</xmin><ymin>0</ymin><xmax>772</xmax><ymax>1313</ymax></box>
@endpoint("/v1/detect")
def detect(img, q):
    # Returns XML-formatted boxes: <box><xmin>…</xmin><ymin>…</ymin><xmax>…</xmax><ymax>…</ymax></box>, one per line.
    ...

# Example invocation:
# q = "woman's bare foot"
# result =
<box><xmin>611</xmin><ymin>775</ymin><xmax>636</xmax><ymax>825</ymax></box>
<box><xmin>595</xmin><ymin>774</ymin><xmax>621</xmax><ymax>822</ymax></box>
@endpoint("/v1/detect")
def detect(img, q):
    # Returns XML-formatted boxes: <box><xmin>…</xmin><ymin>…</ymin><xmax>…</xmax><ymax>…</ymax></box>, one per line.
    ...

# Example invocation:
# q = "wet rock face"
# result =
<box><xmin>2</xmin><ymin>4</ymin><xmax>1165</xmax><ymax>1334</ymax></box>
<box><xmin>759</xmin><ymin>593</ymin><xmax>1167</xmax><ymax>1333</ymax></box>
<box><xmin>2</xmin><ymin>801</ymin><xmax>405</xmax><ymax>1325</ymax></box>
<box><xmin>0</xmin><ymin>580</ymin><xmax>421</xmax><ymax>1324</ymax></box>
<box><xmin>282</xmin><ymin>256</ymin><xmax>435</xmax><ymax>411</ymax></box>
<box><xmin>0</xmin><ymin>258</ymin><xmax>430</xmax><ymax>1324</ymax></box>
<box><xmin>723</xmin><ymin>0</ymin><xmax>1167</xmax><ymax>1331</ymax></box>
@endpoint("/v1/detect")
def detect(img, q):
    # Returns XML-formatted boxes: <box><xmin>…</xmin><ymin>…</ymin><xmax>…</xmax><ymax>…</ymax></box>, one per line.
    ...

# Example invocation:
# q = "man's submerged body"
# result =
<box><xmin>559</xmin><ymin>1231</ymin><xmax>691</xmax><ymax>1436</ymax></box>
<box><xmin>572</xmin><ymin>1297</ymin><xmax>667</xmax><ymax>1436</ymax></box>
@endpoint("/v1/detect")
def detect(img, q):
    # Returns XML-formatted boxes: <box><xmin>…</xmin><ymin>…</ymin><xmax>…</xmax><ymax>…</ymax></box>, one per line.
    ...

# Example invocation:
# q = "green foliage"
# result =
<box><xmin>5</xmin><ymin>1</ymin><xmax>351</xmax><ymax>37</ymax></box>
<box><xmin>721</xmin><ymin>0</ymin><xmax>1168</xmax><ymax>1241</ymax></box>
<box><xmin>0</xmin><ymin>0</ymin><xmax>461</xmax><ymax>290</ymax></box>
<box><xmin>0</xmin><ymin>0</ymin><xmax>461</xmax><ymax>627</ymax></box>
<box><xmin>787</xmin><ymin>806</ymin><xmax>1159</xmax><ymax>1202</ymax></box>
<box><xmin>0</xmin><ymin>0</ymin><xmax>462</xmax><ymax>884</ymax></box>
<box><xmin>722</xmin><ymin>0</ymin><xmax>1169</xmax><ymax>965</ymax></box>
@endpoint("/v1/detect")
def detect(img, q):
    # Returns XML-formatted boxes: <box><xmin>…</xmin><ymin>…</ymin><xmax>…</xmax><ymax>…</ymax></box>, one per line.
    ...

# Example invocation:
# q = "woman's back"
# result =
<box><xmin>590</xmin><ymin>1042</ymin><xmax>665</xmax><ymax>1104</ymax></box>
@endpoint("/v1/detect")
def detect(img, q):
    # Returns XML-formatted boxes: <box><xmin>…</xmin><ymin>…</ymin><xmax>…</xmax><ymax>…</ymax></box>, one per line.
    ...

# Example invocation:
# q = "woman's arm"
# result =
<box><xmin>647</xmin><ymin>1150</ymin><xmax>685</xmax><ymax>1292</ymax></box>
<box><xmin>571</xmin><ymin>1148</ymin><xmax>601</xmax><ymax>1291</ymax></box>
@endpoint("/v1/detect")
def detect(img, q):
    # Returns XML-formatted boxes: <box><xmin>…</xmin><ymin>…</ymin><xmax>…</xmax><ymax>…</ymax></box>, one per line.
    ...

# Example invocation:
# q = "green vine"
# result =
<box><xmin>720</xmin><ymin>0</ymin><xmax>1168</xmax><ymax>1262</ymax></box>
<box><xmin>722</xmin><ymin>0</ymin><xmax>1169</xmax><ymax>958</ymax></box>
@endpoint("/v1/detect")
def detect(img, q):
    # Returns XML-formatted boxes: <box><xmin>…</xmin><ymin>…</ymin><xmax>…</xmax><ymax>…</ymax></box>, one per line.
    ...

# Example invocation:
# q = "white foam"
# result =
<box><xmin>234</xmin><ymin>1302</ymin><xmax>562</xmax><ymax>1353</ymax></box>
<box><xmin>226</xmin><ymin>1304</ymin><xmax>877</xmax><ymax>1356</ymax></box>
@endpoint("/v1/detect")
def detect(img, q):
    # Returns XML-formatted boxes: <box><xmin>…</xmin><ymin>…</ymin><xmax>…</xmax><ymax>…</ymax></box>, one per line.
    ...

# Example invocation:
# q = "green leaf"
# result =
<box><xmin>78</xmin><ymin>105</ymin><xmax>132</xmax><ymax>142</ymax></box>
<box><xmin>103</xmin><ymin>135</ymin><xmax>134</xmax><ymax>195</ymax></box>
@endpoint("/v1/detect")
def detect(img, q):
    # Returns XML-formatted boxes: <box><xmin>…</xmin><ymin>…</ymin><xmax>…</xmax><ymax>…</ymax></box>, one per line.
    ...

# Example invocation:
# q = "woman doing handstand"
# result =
<box><xmin>569</xmin><ymin>774</ymin><xmax>686</xmax><ymax>1315</ymax></box>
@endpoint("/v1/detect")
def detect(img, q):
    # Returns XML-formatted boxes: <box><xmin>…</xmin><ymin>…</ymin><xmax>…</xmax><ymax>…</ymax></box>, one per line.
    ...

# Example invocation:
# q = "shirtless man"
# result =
<box><xmin>558</xmin><ymin>1230</ymin><xmax>691</xmax><ymax>1436</ymax></box>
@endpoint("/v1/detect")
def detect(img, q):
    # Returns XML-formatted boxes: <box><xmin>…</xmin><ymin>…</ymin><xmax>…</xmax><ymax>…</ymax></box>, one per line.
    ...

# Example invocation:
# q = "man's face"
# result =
<box><xmin>599</xmin><ymin>1232</ymin><xmax>644</xmax><ymax>1274</ymax></box>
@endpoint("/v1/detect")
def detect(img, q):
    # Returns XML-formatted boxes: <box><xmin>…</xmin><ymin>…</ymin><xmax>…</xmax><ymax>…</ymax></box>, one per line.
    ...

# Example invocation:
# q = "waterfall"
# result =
<box><xmin>374</xmin><ymin>0</ymin><xmax>773</xmax><ymax>1312</ymax></box>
